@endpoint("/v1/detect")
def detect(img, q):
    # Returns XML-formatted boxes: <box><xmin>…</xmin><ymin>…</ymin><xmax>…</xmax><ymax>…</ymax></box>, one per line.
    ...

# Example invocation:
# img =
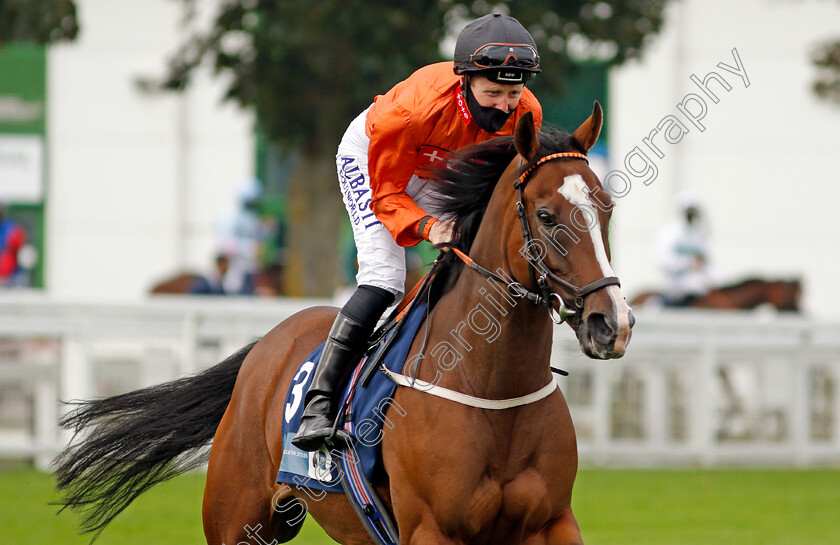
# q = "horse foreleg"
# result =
<box><xmin>390</xmin><ymin>496</ymin><xmax>466</xmax><ymax>545</ymax></box>
<box><xmin>302</xmin><ymin>492</ymin><xmax>373</xmax><ymax>545</ymax></box>
<box><xmin>527</xmin><ymin>508</ymin><xmax>584</xmax><ymax>545</ymax></box>
<box><xmin>403</xmin><ymin>526</ymin><xmax>455</xmax><ymax>545</ymax></box>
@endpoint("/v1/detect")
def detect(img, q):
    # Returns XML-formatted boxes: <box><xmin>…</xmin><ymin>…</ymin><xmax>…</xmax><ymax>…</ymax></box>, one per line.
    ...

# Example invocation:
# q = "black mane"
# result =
<box><xmin>420</xmin><ymin>130</ymin><xmax>585</xmax><ymax>307</ymax></box>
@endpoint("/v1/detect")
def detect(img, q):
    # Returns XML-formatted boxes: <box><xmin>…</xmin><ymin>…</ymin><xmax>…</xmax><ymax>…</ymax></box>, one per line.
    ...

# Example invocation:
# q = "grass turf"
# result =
<box><xmin>573</xmin><ymin>468</ymin><xmax>840</xmax><ymax>545</ymax></box>
<box><xmin>2</xmin><ymin>468</ymin><xmax>838</xmax><ymax>544</ymax></box>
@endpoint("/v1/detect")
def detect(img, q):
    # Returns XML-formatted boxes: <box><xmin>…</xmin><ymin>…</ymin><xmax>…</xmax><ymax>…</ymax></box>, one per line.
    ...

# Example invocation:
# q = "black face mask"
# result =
<box><xmin>465</xmin><ymin>83</ymin><xmax>514</xmax><ymax>133</ymax></box>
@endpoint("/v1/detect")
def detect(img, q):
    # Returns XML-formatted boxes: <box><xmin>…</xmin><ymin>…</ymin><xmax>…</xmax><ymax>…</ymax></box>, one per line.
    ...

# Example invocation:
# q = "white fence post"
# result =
<box><xmin>60</xmin><ymin>331</ymin><xmax>91</xmax><ymax>406</ymax></box>
<box><xmin>34</xmin><ymin>371</ymin><xmax>59</xmax><ymax>470</ymax></box>
<box><xmin>646</xmin><ymin>364</ymin><xmax>667</xmax><ymax>453</ymax></box>
<box><xmin>591</xmin><ymin>360</ymin><xmax>610</xmax><ymax>465</ymax></box>
<box><xmin>791</xmin><ymin>329</ymin><xmax>810</xmax><ymax>466</ymax></box>
<box><xmin>58</xmin><ymin>329</ymin><xmax>91</xmax><ymax>453</ymax></box>
<box><xmin>692</xmin><ymin>337</ymin><xmax>716</xmax><ymax>466</ymax></box>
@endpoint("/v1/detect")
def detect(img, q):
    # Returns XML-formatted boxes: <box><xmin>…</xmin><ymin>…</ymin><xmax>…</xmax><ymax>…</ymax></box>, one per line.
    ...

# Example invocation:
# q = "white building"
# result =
<box><xmin>608</xmin><ymin>0</ymin><xmax>840</xmax><ymax>317</ymax></box>
<box><xmin>45</xmin><ymin>0</ymin><xmax>255</xmax><ymax>300</ymax></box>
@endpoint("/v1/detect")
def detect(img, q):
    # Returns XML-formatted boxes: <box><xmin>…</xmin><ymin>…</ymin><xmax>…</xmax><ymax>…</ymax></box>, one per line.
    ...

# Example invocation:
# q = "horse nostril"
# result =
<box><xmin>628</xmin><ymin>309</ymin><xmax>636</xmax><ymax>329</ymax></box>
<box><xmin>587</xmin><ymin>312</ymin><xmax>616</xmax><ymax>346</ymax></box>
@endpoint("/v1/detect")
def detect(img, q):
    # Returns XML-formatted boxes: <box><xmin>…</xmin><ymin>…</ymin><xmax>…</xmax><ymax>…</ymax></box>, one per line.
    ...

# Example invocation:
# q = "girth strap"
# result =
<box><xmin>382</xmin><ymin>367</ymin><xmax>558</xmax><ymax>409</ymax></box>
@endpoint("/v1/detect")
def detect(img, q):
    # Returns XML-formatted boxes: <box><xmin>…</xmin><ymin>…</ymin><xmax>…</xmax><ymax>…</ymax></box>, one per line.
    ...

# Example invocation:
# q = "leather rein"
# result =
<box><xmin>449</xmin><ymin>151</ymin><xmax>621</xmax><ymax>324</ymax></box>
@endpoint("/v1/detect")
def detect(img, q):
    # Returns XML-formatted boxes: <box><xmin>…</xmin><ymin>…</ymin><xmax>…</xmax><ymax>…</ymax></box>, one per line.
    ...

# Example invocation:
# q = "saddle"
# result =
<box><xmin>276</xmin><ymin>274</ymin><xmax>432</xmax><ymax>545</ymax></box>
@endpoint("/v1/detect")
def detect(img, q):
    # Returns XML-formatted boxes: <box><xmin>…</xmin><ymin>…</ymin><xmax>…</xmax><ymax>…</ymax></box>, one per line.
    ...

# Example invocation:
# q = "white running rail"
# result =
<box><xmin>1</xmin><ymin>294</ymin><xmax>838</xmax><ymax>468</ymax></box>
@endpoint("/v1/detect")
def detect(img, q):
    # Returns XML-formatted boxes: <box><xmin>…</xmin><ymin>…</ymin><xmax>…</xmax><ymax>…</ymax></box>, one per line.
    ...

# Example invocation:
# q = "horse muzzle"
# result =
<box><xmin>575</xmin><ymin>296</ymin><xmax>635</xmax><ymax>359</ymax></box>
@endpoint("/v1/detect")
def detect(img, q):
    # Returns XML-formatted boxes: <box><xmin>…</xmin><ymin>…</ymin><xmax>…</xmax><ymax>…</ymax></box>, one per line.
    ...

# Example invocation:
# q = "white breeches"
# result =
<box><xmin>336</xmin><ymin>107</ymin><xmax>442</xmax><ymax>299</ymax></box>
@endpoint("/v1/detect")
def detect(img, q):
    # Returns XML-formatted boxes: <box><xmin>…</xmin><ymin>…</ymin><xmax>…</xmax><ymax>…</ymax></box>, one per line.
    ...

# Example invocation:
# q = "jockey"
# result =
<box><xmin>656</xmin><ymin>192</ymin><xmax>715</xmax><ymax>305</ymax></box>
<box><xmin>292</xmin><ymin>13</ymin><xmax>544</xmax><ymax>451</ymax></box>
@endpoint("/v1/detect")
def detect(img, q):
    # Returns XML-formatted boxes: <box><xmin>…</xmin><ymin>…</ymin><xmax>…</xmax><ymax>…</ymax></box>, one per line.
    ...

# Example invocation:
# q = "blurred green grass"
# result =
<box><xmin>3</xmin><ymin>468</ymin><xmax>839</xmax><ymax>544</ymax></box>
<box><xmin>0</xmin><ymin>469</ymin><xmax>331</xmax><ymax>544</ymax></box>
<box><xmin>573</xmin><ymin>468</ymin><xmax>840</xmax><ymax>545</ymax></box>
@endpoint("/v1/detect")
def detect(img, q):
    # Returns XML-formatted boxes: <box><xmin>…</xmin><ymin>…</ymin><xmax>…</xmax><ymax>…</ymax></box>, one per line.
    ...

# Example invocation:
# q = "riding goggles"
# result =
<box><xmin>469</xmin><ymin>43</ymin><xmax>540</xmax><ymax>70</ymax></box>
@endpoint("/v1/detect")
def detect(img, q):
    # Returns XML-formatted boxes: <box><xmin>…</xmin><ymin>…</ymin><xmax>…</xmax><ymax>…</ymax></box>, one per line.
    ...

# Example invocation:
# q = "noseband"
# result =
<box><xmin>450</xmin><ymin>151</ymin><xmax>621</xmax><ymax>324</ymax></box>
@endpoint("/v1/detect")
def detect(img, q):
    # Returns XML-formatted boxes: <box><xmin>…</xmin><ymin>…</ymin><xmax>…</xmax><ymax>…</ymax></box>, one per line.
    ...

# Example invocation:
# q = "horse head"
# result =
<box><xmin>506</xmin><ymin>104</ymin><xmax>634</xmax><ymax>359</ymax></box>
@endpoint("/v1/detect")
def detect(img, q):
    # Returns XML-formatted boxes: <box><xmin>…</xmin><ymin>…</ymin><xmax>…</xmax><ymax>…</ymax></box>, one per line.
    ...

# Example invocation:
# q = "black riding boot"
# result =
<box><xmin>292</xmin><ymin>285</ymin><xmax>394</xmax><ymax>452</ymax></box>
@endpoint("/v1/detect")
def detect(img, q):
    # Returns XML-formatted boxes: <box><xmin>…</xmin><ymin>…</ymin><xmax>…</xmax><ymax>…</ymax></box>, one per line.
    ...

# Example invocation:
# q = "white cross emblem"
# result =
<box><xmin>424</xmin><ymin>149</ymin><xmax>443</xmax><ymax>163</ymax></box>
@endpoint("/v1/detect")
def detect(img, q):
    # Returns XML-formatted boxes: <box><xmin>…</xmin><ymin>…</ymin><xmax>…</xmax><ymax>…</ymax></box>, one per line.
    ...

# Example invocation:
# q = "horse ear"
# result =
<box><xmin>514</xmin><ymin>111</ymin><xmax>540</xmax><ymax>161</ymax></box>
<box><xmin>572</xmin><ymin>101</ymin><xmax>603</xmax><ymax>152</ymax></box>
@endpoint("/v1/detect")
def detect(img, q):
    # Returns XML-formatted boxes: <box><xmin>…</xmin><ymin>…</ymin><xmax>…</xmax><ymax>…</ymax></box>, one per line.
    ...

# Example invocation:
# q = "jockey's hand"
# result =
<box><xmin>429</xmin><ymin>219</ymin><xmax>455</xmax><ymax>247</ymax></box>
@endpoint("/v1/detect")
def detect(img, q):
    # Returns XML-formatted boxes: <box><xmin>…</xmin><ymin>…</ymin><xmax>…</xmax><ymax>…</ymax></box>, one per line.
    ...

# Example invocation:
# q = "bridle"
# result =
<box><xmin>449</xmin><ymin>151</ymin><xmax>621</xmax><ymax>324</ymax></box>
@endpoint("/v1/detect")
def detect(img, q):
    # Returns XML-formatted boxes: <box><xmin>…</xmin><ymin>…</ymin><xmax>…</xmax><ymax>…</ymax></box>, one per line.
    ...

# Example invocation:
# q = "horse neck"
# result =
<box><xmin>425</xmin><ymin>187</ymin><xmax>554</xmax><ymax>399</ymax></box>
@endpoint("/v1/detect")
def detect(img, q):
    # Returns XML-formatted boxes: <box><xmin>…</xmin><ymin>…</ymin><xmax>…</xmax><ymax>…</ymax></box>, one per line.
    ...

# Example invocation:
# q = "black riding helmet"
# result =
<box><xmin>453</xmin><ymin>13</ymin><xmax>541</xmax><ymax>84</ymax></box>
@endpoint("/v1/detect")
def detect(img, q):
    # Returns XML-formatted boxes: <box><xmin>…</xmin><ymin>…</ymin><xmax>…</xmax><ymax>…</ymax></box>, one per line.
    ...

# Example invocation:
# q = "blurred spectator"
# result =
<box><xmin>656</xmin><ymin>192</ymin><xmax>717</xmax><ymax>305</ymax></box>
<box><xmin>0</xmin><ymin>202</ymin><xmax>30</xmax><ymax>287</ymax></box>
<box><xmin>191</xmin><ymin>253</ymin><xmax>227</xmax><ymax>295</ymax></box>
<box><xmin>190</xmin><ymin>252</ymin><xmax>256</xmax><ymax>296</ymax></box>
<box><xmin>217</xmin><ymin>178</ymin><xmax>263</xmax><ymax>295</ymax></box>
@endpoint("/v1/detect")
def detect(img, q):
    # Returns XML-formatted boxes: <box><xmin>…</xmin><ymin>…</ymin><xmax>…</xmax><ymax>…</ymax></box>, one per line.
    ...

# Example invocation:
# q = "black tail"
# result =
<box><xmin>52</xmin><ymin>342</ymin><xmax>256</xmax><ymax>539</ymax></box>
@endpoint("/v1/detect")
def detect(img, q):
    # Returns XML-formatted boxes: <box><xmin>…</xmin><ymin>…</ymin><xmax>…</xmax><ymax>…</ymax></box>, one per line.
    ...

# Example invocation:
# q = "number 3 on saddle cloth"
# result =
<box><xmin>277</xmin><ymin>300</ymin><xmax>428</xmax><ymax>545</ymax></box>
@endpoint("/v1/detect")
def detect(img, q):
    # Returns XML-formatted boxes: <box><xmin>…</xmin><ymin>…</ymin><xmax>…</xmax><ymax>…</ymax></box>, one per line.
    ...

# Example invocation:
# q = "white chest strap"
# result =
<box><xmin>380</xmin><ymin>367</ymin><xmax>558</xmax><ymax>410</ymax></box>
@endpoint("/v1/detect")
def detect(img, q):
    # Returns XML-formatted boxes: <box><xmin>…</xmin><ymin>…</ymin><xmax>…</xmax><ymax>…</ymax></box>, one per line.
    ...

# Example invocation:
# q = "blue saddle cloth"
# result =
<box><xmin>276</xmin><ymin>301</ymin><xmax>427</xmax><ymax>494</ymax></box>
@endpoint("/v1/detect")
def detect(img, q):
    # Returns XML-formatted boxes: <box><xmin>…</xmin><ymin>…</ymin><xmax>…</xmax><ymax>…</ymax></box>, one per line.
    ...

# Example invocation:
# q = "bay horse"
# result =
<box><xmin>630</xmin><ymin>277</ymin><xmax>802</xmax><ymax>311</ymax></box>
<box><xmin>149</xmin><ymin>263</ymin><xmax>285</xmax><ymax>297</ymax></box>
<box><xmin>54</xmin><ymin>105</ymin><xmax>634</xmax><ymax>545</ymax></box>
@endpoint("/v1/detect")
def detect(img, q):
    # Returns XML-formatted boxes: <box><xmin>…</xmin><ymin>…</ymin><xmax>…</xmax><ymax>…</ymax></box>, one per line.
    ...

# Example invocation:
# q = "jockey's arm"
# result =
<box><xmin>367</xmin><ymin>106</ymin><xmax>440</xmax><ymax>247</ymax></box>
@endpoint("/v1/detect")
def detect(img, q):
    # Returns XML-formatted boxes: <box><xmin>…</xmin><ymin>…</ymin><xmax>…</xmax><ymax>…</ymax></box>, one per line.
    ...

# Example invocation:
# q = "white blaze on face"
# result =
<box><xmin>558</xmin><ymin>174</ymin><xmax>632</xmax><ymax>350</ymax></box>
<box><xmin>558</xmin><ymin>175</ymin><xmax>612</xmax><ymax>277</ymax></box>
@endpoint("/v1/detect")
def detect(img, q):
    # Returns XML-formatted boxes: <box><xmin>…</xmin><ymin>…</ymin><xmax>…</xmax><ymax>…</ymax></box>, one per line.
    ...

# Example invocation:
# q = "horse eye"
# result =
<box><xmin>536</xmin><ymin>209</ymin><xmax>556</xmax><ymax>226</ymax></box>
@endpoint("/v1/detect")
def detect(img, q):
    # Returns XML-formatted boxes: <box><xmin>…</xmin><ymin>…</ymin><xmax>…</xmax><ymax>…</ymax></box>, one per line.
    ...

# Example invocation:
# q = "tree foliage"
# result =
<box><xmin>164</xmin><ymin>0</ymin><xmax>669</xmax><ymax>153</ymax></box>
<box><xmin>0</xmin><ymin>0</ymin><xmax>78</xmax><ymax>46</ymax></box>
<box><xmin>813</xmin><ymin>39</ymin><xmax>840</xmax><ymax>104</ymax></box>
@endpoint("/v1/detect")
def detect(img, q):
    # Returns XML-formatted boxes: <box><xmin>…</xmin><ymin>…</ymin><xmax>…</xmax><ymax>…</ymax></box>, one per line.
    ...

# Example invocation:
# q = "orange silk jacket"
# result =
<box><xmin>365</xmin><ymin>62</ymin><xmax>543</xmax><ymax>247</ymax></box>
